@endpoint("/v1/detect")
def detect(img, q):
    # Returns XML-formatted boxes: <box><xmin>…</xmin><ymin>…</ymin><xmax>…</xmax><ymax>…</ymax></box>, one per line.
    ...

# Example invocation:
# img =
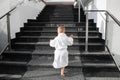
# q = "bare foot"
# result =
<box><xmin>61</xmin><ymin>74</ymin><xmax>65</xmax><ymax>77</ymax></box>
<box><xmin>61</xmin><ymin>67</ymin><xmax>65</xmax><ymax>77</ymax></box>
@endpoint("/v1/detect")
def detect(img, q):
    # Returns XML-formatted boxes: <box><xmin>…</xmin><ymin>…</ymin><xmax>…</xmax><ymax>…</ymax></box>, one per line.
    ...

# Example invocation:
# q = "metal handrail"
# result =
<box><xmin>0</xmin><ymin>7</ymin><xmax>16</xmax><ymax>19</ymax></box>
<box><xmin>79</xmin><ymin>0</ymin><xmax>120</xmax><ymax>27</ymax></box>
<box><xmin>41</xmin><ymin>0</ymin><xmax>46</xmax><ymax>3</ymax></box>
<box><xmin>0</xmin><ymin>0</ymin><xmax>25</xmax><ymax>19</ymax></box>
<box><xmin>0</xmin><ymin>0</ymin><xmax>46</xmax><ymax>54</ymax></box>
<box><xmin>79</xmin><ymin>0</ymin><xmax>85</xmax><ymax>11</ymax></box>
<box><xmin>0</xmin><ymin>0</ymin><xmax>25</xmax><ymax>54</ymax></box>
<box><xmin>0</xmin><ymin>44</ymin><xmax>9</xmax><ymax>55</ymax></box>
<box><xmin>78</xmin><ymin>0</ymin><xmax>120</xmax><ymax>71</ymax></box>
<box><xmin>106</xmin><ymin>11</ymin><xmax>120</xmax><ymax>27</ymax></box>
<box><xmin>84</xmin><ymin>10</ymin><xmax>120</xmax><ymax>27</ymax></box>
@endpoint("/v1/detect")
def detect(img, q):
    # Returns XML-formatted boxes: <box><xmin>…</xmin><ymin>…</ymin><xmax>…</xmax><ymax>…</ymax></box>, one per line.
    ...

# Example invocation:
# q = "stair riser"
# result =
<box><xmin>1</xmin><ymin>53</ymin><xmax>31</xmax><ymax>62</ymax></box>
<box><xmin>37</xmin><ymin>16</ymin><xmax>84</xmax><ymax>19</ymax></box>
<box><xmin>14</xmin><ymin>38</ymin><xmax>104</xmax><ymax>43</ymax></box>
<box><xmin>83</xmin><ymin>68</ymin><xmax>120</xmax><ymax>77</ymax></box>
<box><xmin>24</xmin><ymin>25</ymin><xmax>97</xmax><ymax>30</ymax></box>
<box><xmin>36</xmin><ymin>19</ymin><xmax>85</xmax><ymax>22</ymax></box>
<box><xmin>36</xmin><ymin>20</ymin><xmax>75</xmax><ymax>22</ymax></box>
<box><xmin>32</xmin><ymin>55</ymin><xmax>81</xmax><ymax>62</ymax></box>
<box><xmin>16</xmin><ymin>32</ymin><xmax>100</xmax><ymax>37</ymax></box>
<box><xmin>12</xmin><ymin>45</ymin><xmax>80</xmax><ymax>50</ymax></box>
<box><xmin>22</xmin><ymin>27</ymin><xmax>98</xmax><ymax>31</ymax></box>
<box><xmin>40</xmin><ymin>10</ymin><xmax>84</xmax><ymax>13</ymax></box>
<box><xmin>0</xmin><ymin>65</ymin><xmax>27</xmax><ymax>74</ymax></box>
<box><xmin>38</xmin><ymin>15</ymin><xmax>84</xmax><ymax>19</ymax></box>
<box><xmin>22</xmin><ymin>27</ymin><xmax>78</xmax><ymax>31</ymax></box>
<box><xmin>25</xmin><ymin>53</ymin><xmax>110</xmax><ymax>57</ymax></box>
<box><xmin>39</xmin><ymin>13</ymin><xmax>83</xmax><ymax>15</ymax></box>
<box><xmin>38</xmin><ymin>15</ymin><xmax>75</xmax><ymax>18</ymax></box>
<box><xmin>39</xmin><ymin>14</ymin><xmax>84</xmax><ymax>17</ymax></box>
<box><xmin>32</xmin><ymin>19</ymin><xmax>85</xmax><ymax>22</ymax></box>
<box><xmin>12</xmin><ymin>44</ymin><xmax>104</xmax><ymax>51</ymax></box>
<box><xmin>14</xmin><ymin>38</ymin><xmax>79</xmax><ymax>42</ymax></box>
<box><xmin>25</xmin><ymin>23</ymin><xmax>96</xmax><ymax>27</ymax></box>
<box><xmin>37</xmin><ymin>18</ymin><xmax>75</xmax><ymax>21</ymax></box>
<box><xmin>25</xmin><ymin>23</ymin><xmax>95</xmax><ymax>27</ymax></box>
<box><xmin>40</xmin><ymin>32</ymin><xmax>99</xmax><ymax>36</ymax></box>
<box><xmin>40</xmin><ymin>12</ymin><xmax>73</xmax><ymax>15</ymax></box>
<box><xmin>81</xmin><ymin>56</ymin><xmax>112</xmax><ymax>63</ymax></box>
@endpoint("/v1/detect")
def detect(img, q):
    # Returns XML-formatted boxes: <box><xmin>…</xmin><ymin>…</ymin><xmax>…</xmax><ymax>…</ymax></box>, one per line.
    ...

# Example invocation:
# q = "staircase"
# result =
<box><xmin>0</xmin><ymin>5</ymin><xmax>120</xmax><ymax>80</ymax></box>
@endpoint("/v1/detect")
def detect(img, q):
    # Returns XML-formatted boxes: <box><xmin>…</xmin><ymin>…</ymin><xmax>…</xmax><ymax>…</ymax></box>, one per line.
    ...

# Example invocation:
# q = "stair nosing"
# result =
<box><xmin>14</xmin><ymin>42</ymin><xmax>104</xmax><ymax>46</ymax></box>
<box><xmin>19</xmin><ymin>36</ymin><xmax>100</xmax><ymax>39</ymax></box>
<box><xmin>0</xmin><ymin>74</ymin><xmax>22</xmax><ymax>79</ymax></box>
<box><xmin>0</xmin><ymin>61</ymin><xmax>27</xmax><ymax>65</ymax></box>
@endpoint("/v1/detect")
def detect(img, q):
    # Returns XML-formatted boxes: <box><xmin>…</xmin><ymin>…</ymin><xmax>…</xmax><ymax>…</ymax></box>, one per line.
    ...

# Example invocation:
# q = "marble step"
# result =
<box><xmin>22</xmin><ymin>67</ymin><xmax>84</xmax><ymax>80</ymax></box>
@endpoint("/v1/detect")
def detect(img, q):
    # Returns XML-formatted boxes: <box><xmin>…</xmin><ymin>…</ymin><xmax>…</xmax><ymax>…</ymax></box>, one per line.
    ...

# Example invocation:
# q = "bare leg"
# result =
<box><xmin>61</xmin><ymin>67</ymin><xmax>65</xmax><ymax>77</ymax></box>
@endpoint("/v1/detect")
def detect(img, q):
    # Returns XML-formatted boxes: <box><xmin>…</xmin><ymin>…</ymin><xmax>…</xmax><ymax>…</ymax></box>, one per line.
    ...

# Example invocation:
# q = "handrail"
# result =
<box><xmin>79</xmin><ymin>0</ymin><xmax>85</xmax><ymax>11</ymax></box>
<box><xmin>41</xmin><ymin>0</ymin><xmax>46</xmax><ymax>4</ymax></box>
<box><xmin>0</xmin><ymin>0</ymin><xmax>25</xmax><ymax>20</ymax></box>
<box><xmin>0</xmin><ymin>0</ymin><xmax>25</xmax><ymax>54</ymax></box>
<box><xmin>78</xmin><ymin>0</ymin><xmax>120</xmax><ymax>71</ymax></box>
<box><xmin>84</xmin><ymin>10</ymin><xmax>120</xmax><ymax>27</ymax></box>
<box><xmin>106</xmin><ymin>46</ymin><xmax>120</xmax><ymax>71</ymax></box>
<box><xmin>106</xmin><ymin>11</ymin><xmax>120</xmax><ymax>27</ymax></box>
<box><xmin>77</xmin><ymin>0</ymin><xmax>120</xmax><ymax>71</ymax></box>
<box><xmin>78</xmin><ymin>0</ymin><xmax>120</xmax><ymax>27</ymax></box>
<box><xmin>0</xmin><ymin>7</ymin><xmax>16</xmax><ymax>19</ymax></box>
<box><xmin>0</xmin><ymin>44</ymin><xmax>9</xmax><ymax>55</ymax></box>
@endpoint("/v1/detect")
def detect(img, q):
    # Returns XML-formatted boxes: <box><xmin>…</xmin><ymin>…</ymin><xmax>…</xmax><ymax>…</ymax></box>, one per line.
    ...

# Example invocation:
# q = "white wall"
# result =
<box><xmin>85</xmin><ymin>0</ymin><xmax>120</xmax><ymax>70</ymax></box>
<box><xmin>0</xmin><ymin>0</ymin><xmax>10</xmax><ymax>54</ymax></box>
<box><xmin>0</xmin><ymin>0</ymin><xmax>10</xmax><ymax>17</ymax></box>
<box><xmin>87</xmin><ymin>0</ymin><xmax>107</xmax><ymax>39</ymax></box>
<box><xmin>106</xmin><ymin>0</ymin><xmax>120</xmax><ymax>70</ymax></box>
<box><xmin>9</xmin><ymin>0</ymin><xmax>24</xmax><ymax>9</ymax></box>
<box><xmin>10</xmin><ymin>0</ymin><xmax>45</xmax><ymax>38</ymax></box>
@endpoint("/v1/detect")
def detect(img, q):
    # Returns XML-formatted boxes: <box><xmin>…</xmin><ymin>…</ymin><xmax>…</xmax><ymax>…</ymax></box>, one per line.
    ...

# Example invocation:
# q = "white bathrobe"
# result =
<box><xmin>50</xmin><ymin>33</ymin><xmax>73</xmax><ymax>69</ymax></box>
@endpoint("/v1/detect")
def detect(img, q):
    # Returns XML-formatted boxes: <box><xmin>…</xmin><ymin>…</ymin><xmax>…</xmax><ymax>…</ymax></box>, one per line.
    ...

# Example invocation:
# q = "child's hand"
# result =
<box><xmin>70</xmin><ymin>34</ymin><xmax>74</xmax><ymax>38</ymax></box>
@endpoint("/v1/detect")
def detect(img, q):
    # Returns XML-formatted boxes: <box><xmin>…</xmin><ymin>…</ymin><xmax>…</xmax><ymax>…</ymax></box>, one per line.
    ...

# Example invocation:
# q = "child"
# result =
<box><xmin>50</xmin><ymin>26</ymin><xmax>74</xmax><ymax>77</ymax></box>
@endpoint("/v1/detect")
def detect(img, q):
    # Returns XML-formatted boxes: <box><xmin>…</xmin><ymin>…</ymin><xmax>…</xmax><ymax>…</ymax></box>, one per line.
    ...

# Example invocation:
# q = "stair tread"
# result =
<box><xmin>28</xmin><ymin>56</ymin><xmax>82</xmax><ymax>67</ymax></box>
<box><xmin>0</xmin><ymin>74</ymin><xmax>22</xmax><ymax>79</ymax></box>
<box><xmin>4</xmin><ymin>51</ymin><xmax>110</xmax><ymax>56</ymax></box>
<box><xmin>83</xmin><ymin>63</ymin><xmax>116</xmax><ymax>67</ymax></box>
<box><xmin>24</xmin><ymin>25</ymin><xmax>96</xmax><ymax>28</ymax></box>
<box><xmin>82</xmin><ymin>51</ymin><xmax>109</xmax><ymax>55</ymax></box>
<box><xmin>28</xmin><ymin>56</ymin><xmax>115</xmax><ymax>67</ymax></box>
<box><xmin>22</xmin><ymin>30</ymin><xmax>98</xmax><ymax>32</ymax></box>
<box><xmin>32</xmin><ymin>50</ymin><xmax>80</xmax><ymax>55</ymax></box>
<box><xmin>19</xmin><ymin>36</ymin><xmax>99</xmax><ymax>38</ymax></box>
<box><xmin>0</xmin><ymin>60</ymin><xmax>27</xmax><ymax>65</ymax></box>
<box><xmin>14</xmin><ymin>42</ymin><xmax>104</xmax><ymax>46</ymax></box>
<box><xmin>23</xmin><ymin>68</ymin><xmax>83</xmax><ymax>80</ymax></box>
<box><xmin>86</xmin><ymin>77</ymin><xmax>120</xmax><ymax>80</ymax></box>
<box><xmin>27</xmin><ymin>22</ymin><xmax>93</xmax><ymax>24</ymax></box>
<box><xmin>4</xmin><ymin>50</ymin><xmax>32</xmax><ymax>54</ymax></box>
<box><xmin>4</xmin><ymin>50</ymin><xmax>80</xmax><ymax>55</ymax></box>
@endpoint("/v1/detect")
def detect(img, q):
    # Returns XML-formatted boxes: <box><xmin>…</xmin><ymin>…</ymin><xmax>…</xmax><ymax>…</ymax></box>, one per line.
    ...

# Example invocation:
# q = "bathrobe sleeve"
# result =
<box><xmin>67</xmin><ymin>37</ymin><xmax>73</xmax><ymax>46</ymax></box>
<box><xmin>50</xmin><ymin>39</ymin><xmax>56</xmax><ymax>47</ymax></box>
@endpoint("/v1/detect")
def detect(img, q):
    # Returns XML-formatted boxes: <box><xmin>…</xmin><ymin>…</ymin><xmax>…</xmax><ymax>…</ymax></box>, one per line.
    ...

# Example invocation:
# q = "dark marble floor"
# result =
<box><xmin>21</xmin><ymin>68</ymin><xmax>84</xmax><ymax>80</ymax></box>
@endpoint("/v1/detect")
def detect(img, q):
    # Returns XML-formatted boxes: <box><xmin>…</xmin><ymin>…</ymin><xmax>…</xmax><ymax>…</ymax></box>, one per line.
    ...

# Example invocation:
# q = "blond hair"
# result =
<box><xmin>57</xmin><ymin>26</ymin><xmax>65</xmax><ymax>33</ymax></box>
